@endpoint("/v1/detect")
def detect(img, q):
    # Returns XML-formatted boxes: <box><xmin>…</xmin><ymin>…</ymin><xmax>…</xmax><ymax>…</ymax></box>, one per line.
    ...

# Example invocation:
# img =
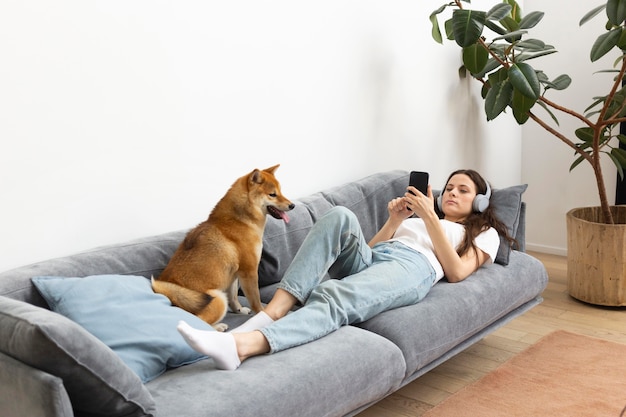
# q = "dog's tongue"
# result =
<box><xmin>279</xmin><ymin>210</ymin><xmax>290</xmax><ymax>224</ymax></box>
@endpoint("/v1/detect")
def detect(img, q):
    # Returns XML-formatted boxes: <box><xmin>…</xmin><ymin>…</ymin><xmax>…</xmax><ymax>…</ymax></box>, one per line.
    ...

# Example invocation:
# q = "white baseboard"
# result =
<box><xmin>525</xmin><ymin>243</ymin><xmax>567</xmax><ymax>256</ymax></box>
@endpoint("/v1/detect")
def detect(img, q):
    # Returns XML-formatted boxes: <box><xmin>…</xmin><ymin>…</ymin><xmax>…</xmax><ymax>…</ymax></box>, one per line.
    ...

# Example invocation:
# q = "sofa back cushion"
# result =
<box><xmin>259</xmin><ymin>171</ymin><xmax>528</xmax><ymax>286</ymax></box>
<box><xmin>258</xmin><ymin>170</ymin><xmax>409</xmax><ymax>287</ymax></box>
<box><xmin>0</xmin><ymin>170</ymin><xmax>528</xmax><ymax>304</ymax></box>
<box><xmin>0</xmin><ymin>231</ymin><xmax>185</xmax><ymax>306</ymax></box>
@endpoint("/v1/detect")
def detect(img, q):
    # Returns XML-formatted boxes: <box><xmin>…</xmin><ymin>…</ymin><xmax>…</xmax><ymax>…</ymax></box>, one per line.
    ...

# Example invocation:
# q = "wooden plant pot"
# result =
<box><xmin>566</xmin><ymin>206</ymin><xmax>626</xmax><ymax>306</ymax></box>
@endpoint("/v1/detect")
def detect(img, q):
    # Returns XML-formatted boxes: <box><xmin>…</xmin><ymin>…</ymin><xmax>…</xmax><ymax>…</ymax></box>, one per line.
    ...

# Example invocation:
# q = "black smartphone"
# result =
<box><xmin>409</xmin><ymin>171</ymin><xmax>429</xmax><ymax>196</ymax></box>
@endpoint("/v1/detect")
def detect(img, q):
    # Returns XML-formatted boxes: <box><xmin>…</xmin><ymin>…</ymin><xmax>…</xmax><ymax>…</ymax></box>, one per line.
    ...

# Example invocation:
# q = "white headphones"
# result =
<box><xmin>436</xmin><ymin>182</ymin><xmax>491</xmax><ymax>213</ymax></box>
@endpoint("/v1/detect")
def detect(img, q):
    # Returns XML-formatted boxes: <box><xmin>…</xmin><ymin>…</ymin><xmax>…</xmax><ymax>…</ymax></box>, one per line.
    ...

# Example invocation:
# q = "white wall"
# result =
<box><xmin>523</xmin><ymin>0</ymin><xmax>618</xmax><ymax>255</ymax></box>
<box><xmin>0</xmin><ymin>0</ymin><xmax>520</xmax><ymax>273</ymax></box>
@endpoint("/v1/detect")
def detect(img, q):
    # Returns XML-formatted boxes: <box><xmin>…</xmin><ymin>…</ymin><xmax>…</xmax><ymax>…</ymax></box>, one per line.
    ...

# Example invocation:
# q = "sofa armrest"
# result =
<box><xmin>0</xmin><ymin>351</ymin><xmax>73</xmax><ymax>417</ymax></box>
<box><xmin>0</xmin><ymin>296</ymin><xmax>156</xmax><ymax>417</ymax></box>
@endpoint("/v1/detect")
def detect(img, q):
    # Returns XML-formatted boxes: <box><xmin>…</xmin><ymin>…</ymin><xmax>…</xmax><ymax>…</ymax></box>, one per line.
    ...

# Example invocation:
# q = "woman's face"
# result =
<box><xmin>440</xmin><ymin>173</ymin><xmax>478</xmax><ymax>222</ymax></box>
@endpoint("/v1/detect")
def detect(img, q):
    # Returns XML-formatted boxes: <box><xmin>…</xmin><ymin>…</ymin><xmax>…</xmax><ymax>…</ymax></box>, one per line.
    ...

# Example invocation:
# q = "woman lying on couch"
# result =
<box><xmin>177</xmin><ymin>169</ymin><xmax>514</xmax><ymax>370</ymax></box>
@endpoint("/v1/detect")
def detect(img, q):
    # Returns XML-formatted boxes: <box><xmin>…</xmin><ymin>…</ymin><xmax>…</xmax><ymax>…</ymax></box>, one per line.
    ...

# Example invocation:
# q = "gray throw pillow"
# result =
<box><xmin>0</xmin><ymin>296</ymin><xmax>156</xmax><ymax>417</ymax></box>
<box><xmin>491</xmin><ymin>184</ymin><xmax>528</xmax><ymax>265</ymax></box>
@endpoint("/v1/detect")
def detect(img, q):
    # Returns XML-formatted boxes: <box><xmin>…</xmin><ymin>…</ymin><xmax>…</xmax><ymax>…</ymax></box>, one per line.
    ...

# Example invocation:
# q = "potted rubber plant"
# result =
<box><xmin>429</xmin><ymin>0</ymin><xmax>626</xmax><ymax>306</ymax></box>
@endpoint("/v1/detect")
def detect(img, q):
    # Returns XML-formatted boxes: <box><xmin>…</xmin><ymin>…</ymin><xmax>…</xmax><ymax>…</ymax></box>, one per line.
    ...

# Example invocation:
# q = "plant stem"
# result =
<box><xmin>539</xmin><ymin>96</ymin><xmax>594</xmax><ymax>128</ymax></box>
<box><xmin>528</xmin><ymin>111</ymin><xmax>613</xmax><ymax>223</ymax></box>
<box><xmin>527</xmin><ymin>112</ymin><xmax>589</xmax><ymax>157</ymax></box>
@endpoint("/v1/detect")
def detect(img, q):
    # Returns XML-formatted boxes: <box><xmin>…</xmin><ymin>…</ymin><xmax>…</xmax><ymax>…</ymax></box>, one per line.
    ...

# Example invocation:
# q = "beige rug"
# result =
<box><xmin>423</xmin><ymin>330</ymin><xmax>626</xmax><ymax>417</ymax></box>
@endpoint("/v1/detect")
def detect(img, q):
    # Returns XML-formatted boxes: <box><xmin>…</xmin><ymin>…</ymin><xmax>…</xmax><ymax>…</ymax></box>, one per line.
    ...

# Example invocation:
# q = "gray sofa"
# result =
<box><xmin>0</xmin><ymin>170</ymin><xmax>548</xmax><ymax>417</ymax></box>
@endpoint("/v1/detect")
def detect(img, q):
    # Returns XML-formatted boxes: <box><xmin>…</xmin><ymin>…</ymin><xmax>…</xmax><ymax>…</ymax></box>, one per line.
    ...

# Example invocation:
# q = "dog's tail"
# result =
<box><xmin>151</xmin><ymin>277</ymin><xmax>228</xmax><ymax>326</ymax></box>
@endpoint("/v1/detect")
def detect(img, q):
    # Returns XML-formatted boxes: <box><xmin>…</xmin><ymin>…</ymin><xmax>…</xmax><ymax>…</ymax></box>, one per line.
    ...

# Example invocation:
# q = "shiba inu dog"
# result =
<box><xmin>152</xmin><ymin>164</ymin><xmax>294</xmax><ymax>331</ymax></box>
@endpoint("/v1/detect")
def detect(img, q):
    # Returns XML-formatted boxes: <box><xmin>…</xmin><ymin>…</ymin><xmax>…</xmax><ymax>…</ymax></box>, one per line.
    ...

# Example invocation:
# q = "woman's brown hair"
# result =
<box><xmin>442</xmin><ymin>169</ymin><xmax>516</xmax><ymax>262</ymax></box>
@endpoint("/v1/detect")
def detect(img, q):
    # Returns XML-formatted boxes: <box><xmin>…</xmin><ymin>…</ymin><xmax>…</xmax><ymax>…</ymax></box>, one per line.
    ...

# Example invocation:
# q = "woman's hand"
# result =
<box><xmin>387</xmin><ymin>196</ymin><xmax>413</xmax><ymax>222</ymax></box>
<box><xmin>367</xmin><ymin>195</ymin><xmax>414</xmax><ymax>247</ymax></box>
<box><xmin>404</xmin><ymin>185</ymin><xmax>436</xmax><ymax>220</ymax></box>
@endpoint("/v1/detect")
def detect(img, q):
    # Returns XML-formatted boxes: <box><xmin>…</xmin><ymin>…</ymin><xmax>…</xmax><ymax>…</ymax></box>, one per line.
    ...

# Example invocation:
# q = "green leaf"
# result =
<box><xmin>617</xmin><ymin>134</ymin><xmax>626</xmax><ymax>145</ymax></box>
<box><xmin>452</xmin><ymin>9</ymin><xmax>487</xmax><ymax>47</ymax></box>
<box><xmin>551</xmin><ymin>74</ymin><xmax>572</xmax><ymax>90</ymax></box>
<box><xmin>519</xmin><ymin>11</ymin><xmax>545</xmax><ymax>30</ymax></box>
<box><xmin>481</xmin><ymin>81</ymin><xmax>490</xmax><ymax>99</ymax></box>
<box><xmin>499</xmin><ymin>16</ymin><xmax>522</xmax><ymax>43</ymax></box>
<box><xmin>575</xmin><ymin>127</ymin><xmax>595</xmax><ymax>143</ymax></box>
<box><xmin>444</xmin><ymin>18</ymin><xmax>455</xmax><ymax>40</ymax></box>
<box><xmin>605</xmin><ymin>89</ymin><xmax>626</xmax><ymax>118</ymax></box>
<box><xmin>580</xmin><ymin>4</ymin><xmax>607</xmax><ymax>26</ymax></box>
<box><xmin>611</xmin><ymin>147</ymin><xmax>626</xmax><ymax>171</ymax></box>
<box><xmin>512</xmin><ymin>88</ymin><xmax>536</xmax><ymax>123</ymax></box>
<box><xmin>584</xmin><ymin>96</ymin><xmax>606</xmax><ymax>114</ymax></box>
<box><xmin>430</xmin><ymin>11</ymin><xmax>443</xmax><ymax>44</ymax></box>
<box><xmin>609</xmin><ymin>151</ymin><xmax>626</xmax><ymax>179</ymax></box>
<box><xmin>601</xmin><ymin>125</ymin><xmax>618</xmax><ymax>143</ymax></box>
<box><xmin>536</xmin><ymin>101</ymin><xmax>560</xmax><ymax>126</ymax></box>
<box><xmin>536</xmin><ymin>71</ymin><xmax>549</xmax><ymax>81</ymax></box>
<box><xmin>486</xmin><ymin>3</ymin><xmax>512</xmax><ymax>21</ymax></box>
<box><xmin>516</xmin><ymin>48</ymin><xmax>558</xmax><ymax>63</ymax></box>
<box><xmin>590</xmin><ymin>27</ymin><xmax>622</xmax><ymax>62</ymax></box>
<box><xmin>516</xmin><ymin>39</ymin><xmax>546</xmax><ymax>50</ymax></box>
<box><xmin>486</xmin><ymin>42</ymin><xmax>507</xmax><ymax>57</ymax></box>
<box><xmin>475</xmin><ymin>57</ymin><xmax>502</xmax><ymax>79</ymax></box>
<box><xmin>459</xmin><ymin>65</ymin><xmax>468</xmax><ymax>79</ymax></box>
<box><xmin>544</xmin><ymin>74</ymin><xmax>572</xmax><ymax>91</ymax></box>
<box><xmin>488</xmin><ymin>67</ymin><xmax>509</xmax><ymax>84</ymax></box>
<box><xmin>618</xmin><ymin>28</ymin><xmax>626</xmax><ymax>49</ymax></box>
<box><xmin>462</xmin><ymin>43</ymin><xmax>490</xmax><ymax>74</ymax></box>
<box><xmin>607</xmin><ymin>0</ymin><xmax>626</xmax><ymax>27</ymax></box>
<box><xmin>499</xmin><ymin>15</ymin><xmax>516</xmax><ymax>32</ymax></box>
<box><xmin>508</xmin><ymin>63</ymin><xmax>540</xmax><ymax>99</ymax></box>
<box><xmin>484</xmin><ymin>20</ymin><xmax>507</xmax><ymax>36</ymax></box>
<box><xmin>569</xmin><ymin>154</ymin><xmax>586</xmax><ymax>172</ymax></box>
<box><xmin>493</xmin><ymin>29</ymin><xmax>528</xmax><ymax>42</ymax></box>
<box><xmin>502</xmin><ymin>0</ymin><xmax>522</xmax><ymax>22</ymax></box>
<box><xmin>485</xmin><ymin>80</ymin><xmax>513</xmax><ymax>120</ymax></box>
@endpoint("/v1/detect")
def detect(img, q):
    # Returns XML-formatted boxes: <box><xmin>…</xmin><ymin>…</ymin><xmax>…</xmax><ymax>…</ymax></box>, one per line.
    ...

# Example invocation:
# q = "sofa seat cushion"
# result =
<box><xmin>146</xmin><ymin>326</ymin><xmax>405</xmax><ymax>417</ymax></box>
<box><xmin>0</xmin><ymin>296</ymin><xmax>156</xmax><ymax>417</ymax></box>
<box><xmin>356</xmin><ymin>250</ymin><xmax>548</xmax><ymax>377</ymax></box>
<box><xmin>31</xmin><ymin>274</ymin><xmax>216</xmax><ymax>383</ymax></box>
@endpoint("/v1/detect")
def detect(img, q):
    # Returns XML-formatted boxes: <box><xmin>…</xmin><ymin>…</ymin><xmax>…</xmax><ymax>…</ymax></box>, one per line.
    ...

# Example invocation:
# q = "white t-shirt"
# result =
<box><xmin>388</xmin><ymin>217</ymin><xmax>500</xmax><ymax>282</ymax></box>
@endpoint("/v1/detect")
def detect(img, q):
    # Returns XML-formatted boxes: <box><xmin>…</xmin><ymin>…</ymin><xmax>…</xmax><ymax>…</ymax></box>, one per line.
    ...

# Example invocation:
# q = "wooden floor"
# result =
<box><xmin>356</xmin><ymin>251</ymin><xmax>626</xmax><ymax>417</ymax></box>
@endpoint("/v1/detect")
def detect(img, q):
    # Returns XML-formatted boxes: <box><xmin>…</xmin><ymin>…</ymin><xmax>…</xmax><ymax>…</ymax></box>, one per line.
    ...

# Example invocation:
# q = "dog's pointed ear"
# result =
<box><xmin>249</xmin><ymin>169</ymin><xmax>263</xmax><ymax>184</ymax></box>
<box><xmin>264</xmin><ymin>164</ymin><xmax>280</xmax><ymax>174</ymax></box>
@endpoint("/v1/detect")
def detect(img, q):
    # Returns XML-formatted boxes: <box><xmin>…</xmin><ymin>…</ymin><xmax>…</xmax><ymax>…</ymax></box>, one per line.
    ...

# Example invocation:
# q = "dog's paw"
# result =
<box><xmin>213</xmin><ymin>323</ymin><xmax>229</xmax><ymax>332</ymax></box>
<box><xmin>237</xmin><ymin>307</ymin><xmax>252</xmax><ymax>315</ymax></box>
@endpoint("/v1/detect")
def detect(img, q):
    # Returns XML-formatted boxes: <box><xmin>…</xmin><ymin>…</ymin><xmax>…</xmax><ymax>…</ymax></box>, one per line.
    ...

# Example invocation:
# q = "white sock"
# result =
<box><xmin>177</xmin><ymin>321</ymin><xmax>241</xmax><ymax>370</ymax></box>
<box><xmin>230</xmin><ymin>311</ymin><xmax>274</xmax><ymax>334</ymax></box>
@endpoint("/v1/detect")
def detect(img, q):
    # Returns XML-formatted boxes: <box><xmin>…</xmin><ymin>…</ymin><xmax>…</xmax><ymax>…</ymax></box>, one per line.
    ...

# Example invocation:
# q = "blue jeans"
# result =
<box><xmin>259</xmin><ymin>206</ymin><xmax>436</xmax><ymax>353</ymax></box>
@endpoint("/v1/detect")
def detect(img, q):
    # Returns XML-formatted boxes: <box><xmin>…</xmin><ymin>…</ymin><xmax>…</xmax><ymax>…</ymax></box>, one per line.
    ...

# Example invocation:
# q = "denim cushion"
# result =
<box><xmin>32</xmin><ymin>274</ymin><xmax>213</xmax><ymax>383</ymax></box>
